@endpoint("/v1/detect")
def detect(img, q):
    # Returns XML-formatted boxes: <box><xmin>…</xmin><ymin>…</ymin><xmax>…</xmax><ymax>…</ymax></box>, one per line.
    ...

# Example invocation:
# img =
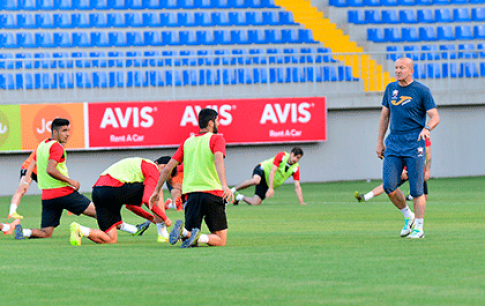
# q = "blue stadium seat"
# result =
<box><xmin>107</xmin><ymin>13</ymin><xmax>124</xmax><ymax>28</ymax></box>
<box><xmin>126</xmin><ymin>0</ymin><xmax>143</xmax><ymax>8</ymax></box>
<box><xmin>16</xmin><ymin>73</ymin><xmax>34</xmax><ymax>89</ymax></box>
<box><xmin>36</xmin><ymin>13</ymin><xmax>54</xmax><ymax>29</ymax></box>
<box><xmin>265</xmin><ymin>29</ymin><xmax>283</xmax><ymax>43</ymax></box>
<box><xmin>92</xmin><ymin>0</ymin><xmax>109</xmax><ymax>9</ymax></box>
<box><xmin>15</xmin><ymin>53</ymin><xmax>33</xmax><ymax>69</ymax></box>
<box><xmin>53</xmin><ymin>52</ymin><xmax>72</xmax><ymax>68</ymax></box>
<box><xmin>108</xmin><ymin>0</ymin><xmax>125</xmax><ymax>9</ymax></box>
<box><xmin>147</xmin><ymin>70</ymin><xmax>163</xmax><ymax>86</ymax></box>
<box><xmin>381</xmin><ymin>10</ymin><xmax>398</xmax><ymax>24</ymax></box>
<box><xmin>249</xmin><ymin>48</ymin><xmax>266</xmax><ymax>64</ymax></box>
<box><xmin>214</xmin><ymin>30</ymin><xmax>231</xmax><ymax>45</ymax></box>
<box><xmin>180</xmin><ymin>50</ymin><xmax>197</xmax><ymax>66</ymax></box>
<box><xmin>39</xmin><ymin>0</ymin><xmax>56</xmax><ymax>9</ymax></box>
<box><xmin>381</xmin><ymin>0</ymin><xmax>398</xmax><ymax>5</ymax></box>
<box><xmin>144</xmin><ymin>31</ymin><xmax>163</xmax><ymax>46</ymax></box>
<box><xmin>213</xmin><ymin>0</ymin><xmax>230</xmax><ymax>8</ymax></box>
<box><xmin>439</xmin><ymin>44</ymin><xmax>456</xmax><ymax>59</ymax></box>
<box><xmin>367</xmin><ymin>28</ymin><xmax>385</xmax><ymax>42</ymax></box>
<box><xmin>415</xmin><ymin>0</ymin><xmax>432</xmax><ymax>4</ymax></box>
<box><xmin>267</xmin><ymin>48</ymin><xmax>283</xmax><ymax>64</ymax></box>
<box><xmin>419</xmin><ymin>27</ymin><xmax>436</xmax><ymax>41</ymax></box>
<box><xmin>0</xmin><ymin>33</ymin><xmax>17</xmax><ymax>48</ymax></box>
<box><xmin>93</xmin><ymin>71</ymin><xmax>108</xmax><ymax>88</ymax></box>
<box><xmin>34</xmin><ymin>52</ymin><xmax>53</xmax><ymax>68</ymax></box>
<box><xmin>435</xmin><ymin>8</ymin><xmax>452</xmax><ymax>23</ymax></box>
<box><xmin>177</xmin><ymin>12</ymin><xmax>195</xmax><ymax>27</ymax></box>
<box><xmin>162</xmin><ymin>50</ymin><xmax>175</xmax><ymax>66</ymax></box>
<box><xmin>90</xmin><ymin>51</ymin><xmax>107</xmax><ymax>67</ymax></box>
<box><xmin>477</xmin><ymin>43</ymin><xmax>485</xmax><ymax>58</ymax></box>
<box><xmin>237</xmin><ymin>68</ymin><xmax>252</xmax><ymax>84</ymax></box>
<box><xmin>279</xmin><ymin>12</ymin><xmax>294</xmax><ymax>24</ymax></box>
<box><xmin>474</xmin><ymin>25</ymin><xmax>485</xmax><ymax>39</ymax></box>
<box><xmin>89</xmin><ymin>13</ymin><xmax>108</xmax><ymax>28</ymax></box>
<box><xmin>18</xmin><ymin>0</ymin><xmax>37</xmax><ymax>10</ymax></box>
<box><xmin>365</xmin><ymin>0</ymin><xmax>381</xmax><ymax>6</ymax></box>
<box><xmin>127</xmin><ymin>71</ymin><xmax>148</xmax><ymax>87</ymax></box>
<box><xmin>426</xmin><ymin>63</ymin><xmax>441</xmax><ymax>78</ymax></box>
<box><xmin>348</xmin><ymin>10</ymin><xmax>365</xmax><ymax>24</ymax></box>
<box><xmin>56</xmin><ymin>0</ymin><xmax>74</xmax><ymax>10</ymax></box>
<box><xmin>317</xmin><ymin>48</ymin><xmax>336</xmax><ymax>63</ymax></box>
<box><xmin>213</xmin><ymin>49</ymin><xmax>231</xmax><ymax>65</ymax></box>
<box><xmin>0</xmin><ymin>73</ymin><xmax>15</xmax><ymax>90</ymax></box>
<box><xmin>229</xmin><ymin>11</ymin><xmax>246</xmax><ymax>25</ymax></box>
<box><xmin>268</xmin><ymin>67</ymin><xmax>284</xmax><ymax>83</ymax></box>
<box><xmin>402</xmin><ymin>27</ymin><xmax>419</xmax><ymax>42</ymax></box>
<box><xmin>248</xmin><ymin>29</ymin><xmax>265</xmax><ymax>44</ymax></box>
<box><xmin>144</xmin><ymin>51</ymin><xmax>162</xmax><ymax>67</ymax></box>
<box><xmin>108</xmin><ymin>71</ymin><xmax>124</xmax><ymax>88</ymax></box>
<box><xmin>305</xmin><ymin>67</ymin><xmax>321</xmax><ymax>82</ymax></box>
<box><xmin>413</xmin><ymin>63</ymin><xmax>426</xmax><ymax>79</ymax></box>
<box><xmin>195</xmin><ymin>0</ymin><xmax>214</xmax><ymax>8</ymax></box>
<box><xmin>73</xmin><ymin>0</ymin><xmax>90</xmax><ymax>10</ymax></box>
<box><xmin>72</xmin><ymin>52</ymin><xmax>89</xmax><ymax>68</ymax></box>
<box><xmin>437</xmin><ymin>26</ymin><xmax>454</xmax><ymax>40</ymax></box>
<box><xmin>109</xmin><ymin>31</ymin><xmax>127</xmax><ymax>47</ymax></box>
<box><xmin>348</xmin><ymin>0</ymin><xmax>365</xmax><ymax>6</ymax></box>
<box><xmin>142</xmin><ymin>12</ymin><xmax>160</xmax><ymax>27</ymax></box>
<box><xmin>458</xmin><ymin>44</ymin><xmax>477</xmax><ymax>59</ymax></box>
<box><xmin>291</xmin><ymin>67</ymin><xmax>306</xmax><ymax>83</ymax></box>
<box><xmin>75</xmin><ymin>72</ymin><xmax>92</xmax><ymax>88</ymax></box>
<box><xmin>0</xmin><ymin>53</ymin><xmax>15</xmax><ymax>69</ymax></box>
<box><xmin>196</xmin><ymin>30</ymin><xmax>214</xmax><ymax>45</ymax></box>
<box><xmin>386</xmin><ymin>46</ymin><xmax>403</xmax><ymax>61</ymax></box>
<box><xmin>179</xmin><ymin>30</ymin><xmax>196</xmax><ymax>45</ymax></box>
<box><xmin>480</xmin><ymin>62</ymin><xmax>485</xmax><ymax>77</ymax></box>
<box><xmin>164</xmin><ymin>0</ymin><xmax>180</xmax><ymax>8</ymax></box>
<box><xmin>108</xmin><ymin>51</ymin><xmax>123</xmax><ymax>67</ymax></box>
<box><xmin>232</xmin><ymin>49</ymin><xmax>251</xmax><ymax>65</ymax></box>
<box><xmin>91</xmin><ymin>31</ymin><xmax>109</xmax><ymax>47</ymax></box>
<box><xmin>161</xmin><ymin>31</ymin><xmax>179</xmax><ymax>45</ymax></box>
<box><xmin>126</xmin><ymin>51</ymin><xmax>142</xmax><ymax>67</ymax></box>
<box><xmin>417</xmin><ymin>9</ymin><xmax>433</xmax><ymax>23</ymax></box>
<box><xmin>230</xmin><ymin>0</ymin><xmax>248</xmax><ymax>8</ymax></box>
<box><xmin>72</xmin><ymin>32</ymin><xmax>90</xmax><ymax>47</ymax></box>
<box><xmin>222</xmin><ymin>68</ymin><xmax>237</xmax><ymax>85</ymax></box>
<box><xmin>36</xmin><ymin>32</ymin><xmax>55</xmax><ymax>48</ymax></box>
<box><xmin>399</xmin><ymin>0</ymin><xmax>415</xmax><ymax>5</ymax></box>
<box><xmin>197</xmin><ymin>50</ymin><xmax>213</xmax><ymax>65</ymax></box>
<box><xmin>455</xmin><ymin>25</ymin><xmax>473</xmax><ymax>40</ymax></box>
<box><xmin>472</xmin><ymin>8</ymin><xmax>485</xmax><ymax>22</ymax></box>
<box><xmin>329</xmin><ymin>0</ymin><xmax>347</xmax><ymax>7</ymax></box>
<box><xmin>421</xmin><ymin>45</ymin><xmax>439</xmax><ymax>60</ymax></box>
<box><xmin>72</xmin><ymin>13</ymin><xmax>90</xmax><ymax>28</ymax></box>
<box><xmin>453</xmin><ymin>8</ymin><xmax>470</xmax><ymax>22</ymax></box>
<box><xmin>55</xmin><ymin>72</ymin><xmax>74</xmax><ymax>88</ymax></box>
<box><xmin>365</xmin><ymin>10</ymin><xmax>381</xmax><ymax>24</ymax></box>
<box><xmin>262</xmin><ymin>11</ymin><xmax>278</xmax><ymax>25</ymax></box>
<box><xmin>35</xmin><ymin>73</ymin><xmax>56</xmax><ymax>89</ymax></box>
<box><xmin>338</xmin><ymin>66</ymin><xmax>358</xmax><ymax>81</ymax></box>
<box><xmin>183</xmin><ymin>69</ymin><xmax>198</xmax><ymax>86</ymax></box>
<box><xmin>460</xmin><ymin>62</ymin><xmax>478</xmax><ymax>78</ymax></box>
<box><xmin>246</xmin><ymin>11</ymin><xmax>263</xmax><ymax>26</ymax></box>
<box><xmin>434</xmin><ymin>0</ymin><xmax>450</xmax><ymax>5</ymax></box>
<box><xmin>181</xmin><ymin>0</ymin><xmax>197</xmax><ymax>9</ymax></box>
<box><xmin>17</xmin><ymin>33</ymin><xmax>35</xmax><ymax>48</ymax></box>
<box><xmin>385</xmin><ymin>28</ymin><xmax>401</xmax><ymax>42</ymax></box>
<box><xmin>283</xmin><ymin>48</ymin><xmax>298</xmax><ymax>64</ymax></box>
<box><xmin>166</xmin><ymin>70</ymin><xmax>182</xmax><ymax>86</ymax></box>
<box><xmin>54</xmin><ymin>32</ymin><xmax>71</xmax><ymax>47</ymax></box>
<box><xmin>1</xmin><ymin>14</ymin><xmax>17</xmax><ymax>29</ymax></box>
<box><xmin>165</xmin><ymin>12</ymin><xmax>178</xmax><ymax>27</ymax></box>
<box><xmin>203</xmin><ymin>69</ymin><xmax>221</xmax><ymax>85</ymax></box>
<box><xmin>300</xmin><ymin>47</ymin><xmax>315</xmax><ymax>63</ymax></box>
<box><xmin>127</xmin><ymin>31</ymin><xmax>145</xmax><ymax>46</ymax></box>
<box><xmin>54</xmin><ymin>13</ymin><xmax>72</xmax><ymax>28</ymax></box>
<box><xmin>400</xmin><ymin>10</ymin><xmax>417</xmax><ymax>24</ymax></box>
<box><xmin>404</xmin><ymin>45</ymin><xmax>420</xmax><ymax>60</ymax></box>
<box><xmin>322</xmin><ymin>67</ymin><xmax>338</xmax><ymax>82</ymax></box>
<box><xmin>212</xmin><ymin>12</ymin><xmax>230</xmax><ymax>26</ymax></box>
<box><xmin>18</xmin><ymin>14</ymin><xmax>37</xmax><ymax>29</ymax></box>
<box><xmin>195</xmin><ymin>12</ymin><xmax>212</xmax><ymax>26</ymax></box>
<box><xmin>299</xmin><ymin>29</ymin><xmax>316</xmax><ymax>43</ymax></box>
<box><xmin>282</xmin><ymin>29</ymin><xmax>298</xmax><ymax>43</ymax></box>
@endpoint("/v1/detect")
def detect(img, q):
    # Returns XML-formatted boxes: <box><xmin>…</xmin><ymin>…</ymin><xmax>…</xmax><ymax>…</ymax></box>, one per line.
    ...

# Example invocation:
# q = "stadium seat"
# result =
<box><xmin>230</xmin><ymin>0</ymin><xmax>248</xmax><ymax>8</ymax></box>
<box><xmin>18</xmin><ymin>0</ymin><xmax>36</xmax><ymax>10</ymax></box>
<box><xmin>36</xmin><ymin>13</ymin><xmax>54</xmax><ymax>29</ymax></box>
<box><xmin>36</xmin><ymin>32</ymin><xmax>55</xmax><ymax>48</ymax></box>
<box><xmin>348</xmin><ymin>10</ymin><xmax>365</xmax><ymax>24</ymax></box>
<box><xmin>142</xmin><ymin>13</ymin><xmax>158</xmax><ymax>27</ymax></box>
<box><xmin>421</xmin><ymin>45</ymin><xmax>439</xmax><ymax>60</ymax></box>
<box><xmin>458</xmin><ymin>44</ymin><xmax>477</xmax><ymax>59</ymax></box>
<box><xmin>365</xmin><ymin>10</ymin><xmax>381</xmax><ymax>24</ymax></box>
<box><xmin>318</xmin><ymin>47</ymin><xmax>337</xmax><ymax>63</ymax></box>
<box><xmin>212</xmin><ymin>12</ymin><xmax>230</xmax><ymax>26</ymax></box>
<box><xmin>367</xmin><ymin>28</ymin><xmax>385</xmax><ymax>42</ymax></box>
<box><xmin>144</xmin><ymin>31</ymin><xmax>163</xmax><ymax>46</ymax></box>
<box><xmin>177</xmin><ymin>12</ymin><xmax>195</xmax><ymax>27</ymax></box>
<box><xmin>90</xmin><ymin>51</ymin><xmax>107</xmax><ymax>67</ymax></box>
<box><xmin>56</xmin><ymin>0</ymin><xmax>74</xmax><ymax>10</ymax></box>
<box><xmin>55</xmin><ymin>72</ymin><xmax>74</xmax><ymax>88</ymax></box>
<box><xmin>329</xmin><ymin>0</ymin><xmax>347</xmax><ymax>7</ymax></box>
<box><xmin>54</xmin><ymin>32</ymin><xmax>71</xmax><ymax>47</ymax></box>
<box><xmin>144</xmin><ymin>50</ymin><xmax>162</xmax><ymax>67</ymax></box>
<box><xmin>437</xmin><ymin>26</ymin><xmax>455</xmax><ymax>41</ymax></box>
<box><xmin>53</xmin><ymin>52</ymin><xmax>72</xmax><ymax>68</ymax></box>
<box><xmin>365</xmin><ymin>0</ymin><xmax>381</xmax><ymax>6</ymax></box>
<box><xmin>108</xmin><ymin>51</ymin><xmax>123</xmax><ymax>67</ymax></box>
<box><xmin>381</xmin><ymin>0</ymin><xmax>398</xmax><ymax>5</ymax></box>
<box><xmin>164</xmin><ymin>0</ymin><xmax>179</xmax><ymax>8</ymax></box>
<box><xmin>213</xmin><ymin>0</ymin><xmax>230</xmax><ymax>8</ymax></box>
<box><xmin>385</xmin><ymin>28</ymin><xmax>401</xmax><ymax>42</ymax></box>
<box><xmin>92</xmin><ymin>0</ymin><xmax>109</xmax><ymax>9</ymax></box>
<box><xmin>196</xmin><ymin>30</ymin><xmax>214</xmax><ymax>45</ymax></box>
<box><xmin>75</xmin><ymin>72</ymin><xmax>92</xmax><ymax>88</ymax></box>
<box><xmin>246</xmin><ymin>11</ymin><xmax>262</xmax><ymax>26</ymax></box>
<box><xmin>455</xmin><ymin>26</ymin><xmax>473</xmax><ymax>40</ymax></box>
<box><xmin>386</xmin><ymin>46</ymin><xmax>403</xmax><ymax>61</ymax></box>
<box><xmin>0</xmin><ymin>53</ymin><xmax>15</xmax><ymax>69</ymax></box>
<box><xmin>477</xmin><ymin>43</ymin><xmax>485</xmax><ymax>58</ymax></box>
<box><xmin>348</xmin><ymin>0</ymin><xmax>365</xmax><ymax>6</ymax></box>
<box><xmin>195</xmin><ymin>12</ymin><xmax>212</xmax><ymax>26</ymax></box>
<box><xmin>435</xmin><ymin>8</ymin><xmax>452</xmax><ymax>23</ymax></box>
<box><xmin>54</xmin><ymin>13</ymin><xmax>72</xmax><ymax>28</ymax></box>
<box><xmin>474</xmin><ymin>25</ymin><xmax>485</xmax><ymax>39</ymax></box>
<box><xmin>291</xmin><ymin>67</ymin><xmax>306</xmax><ymax>83</ymax></box>
<box><xmin>72</xmin><ymin>52</ymin><xmax>89</xmax><ymax>68</ymax></box>
<box><xmin>126</xmin><ymin>71</ymin><xmax>146</xmax><ymax>87</ymax></box>
<box><xmin>1</xmin><ymin>14</ymin><xmax>17</xmax><ymax>29</ymax></box>
<box><xmin>399</xmin><ymin>0</ymin><xmax>415</xmax><ymax>5</ymax></box>
<box><xmin>480</xmin><ymin>63</ymin><xmax>485</xmax><ymax>77</ymax></box>
<box><xmin>434</xmin><ymin>0</ymin><xmax>449</xmax><ymax>3</ymax></box>
<box><xmin>460</xmin><ymin>62</ymin><xmax>478</xmax><ymax>78</ymax></box>
<box><xmin>237</xmin><ymin>68</ymin><xmax>253</xmax><ymax>84</ymax></box>
<box><xmin>214</xmin><ymin>30</ymin><xmax>231</xmax><ymax>45</ymax></box>
<box><xmin>0</xmin><ymin>33</ymin><xmax>17</xmax><ymax>48</ymax></box>
<box><xmin>126</xmin><ymin>51</ymin><xmax>142</xmax><ymax>67</ymax></box>
<box><xmin>201</xmin><ymin>69</ymin><xmax>220</xmax><ymax>85</ymax></box>
<box><xmin>222</xmin><ymin>68</ymin><xmax>237</xmax><ymax>85</ymax></box>
<box><xmin>453</xmin><ymin>8</ymin><xmax>470</xmax><ymax>22</ymax></box>
<box><xmin>249</xmin><ymin>48</ymin><xmax>267</xmax><ymax>64</ymax></box>
<box><xmin>73</xmin><ymin>0</ymin><xmax>90</xmax><ymax>10</ymax></box>
<box><xmin>262</xmin><ymin>11</ymin><xmax>278</xmax><ymax>25</ymax></box>
<box><xmin>268</xmin><ymin>67</ymin><xmax>284</xmax><ymax>83</ymax></box>
<box><xmin>283</xmin><ymin>48</ymin><xmax>298</xmax><ymax>64</ymax></box>
<box><xmin>183</xmin><ymin>69</ymin><xmax>198</xmax><ymax>86</ymax></box>
<box><xmin>108</xmin><ymin>13</ymin><xmax>124</xmax><ymax>28</ymax></box>
<box><xmin>15</xmin><ymin>53</ymin><xmax>33</xmax><ymax>69</ymax></box>
<box><xmin>91</xmin><ymin>32</ymin><xmax>109</xmax><ymax>47</ymax></box>
<box><xmin>197</xmin><ymin>50</ymin><xmax>213</xmax><ymax>66</ymax></box>
<box><xmin>300</xmin><ymin>47</ymin><xmax>315</xmax><ymax>63</ymax></box>
<box><xmin>35</xmin><ymin>73</ymin><xmax>56</xmax><ymax>89</ymax></box>
<box><xmin>472</xmin><ymin>8</ymin><xmax>485</xmax><ymax>22</ymax></box>
<box><xmin>127</xmin><ymin>31</ymin><xmax>145</xmax><ymax>46</ymax></box>
<box><xmin>89</xmin><ymin>13</ymin><xmax>108</xmax><ymax>28</ymax></box>
<box><xmin>400</xmin><ymin>10</ymin><xmax>417</xmax><ymax>24</ymax></box>
<box><xmin>161</xmin><ymin>31</ymin><xmax>178</xmax><ymax>45</ymax></box>
<box><xmin>0</xmin><ymin>73</ymin><xmax>15</xmax><ymax>90</ymax></box>
<box><xmin>165</xmin><ymin>13</ymin><xmax>178</xmax><ymax>27</ymax></box>
<box><xmin>231</xmin><ymin>49</ymin><xmax>250</xmax><ymax>65</ymax></box>
<box><xmin>109</xmin><ymin>0</ymin><xmax>125</xmax><ymax>9</ymax></box>
<box><xmin>248</xmin><ymin>29</ymin><xmax>265</xmax><ymax>44</ymax></box>
<box><xmin>419</xmin><ymin>27</ymin><xmax>437</xmax><ymax>41</ymax></box>
<box><xmin>109</xmin><ymin>71</ymin><xmax>124</xmax><ymax>87</ymax></box>
<box><xmin>17</xmin><ymin>33</ymin><xmax>35</xmax><ymax>48</ymax></box>
<box><xmin>415</xmin><ymin>0</ymin><xmax>432</xmax><ymax>4</ymax></box>
<box><xmin>265</xmin><ymin>29</ymin><xmax>283</xmax><ymax>44</ymax></box>
<box><xmin>109</xmin><ymin>32</ymin><xmax>127</xmax><ymax>47</ymax></box>
<box><xmin>402</xmin><ymin>27</ymin><xmax>419</xmax><ymax>42</ymax></box>
<box><xmin>229</xmin><ymin>11</ymin><xmax>246</xmax><ymax>26</ymax></box>
<box><xmin>16</xmin><ymin>73</ymin><xmax>34</xmax><ymax>90</ymax></box>
<box><xmin>404</xmin><ymin>45</ymin><xmax>420</xmax><ymax>60</ymax></box>
<box><xmin>126</xmin><ymin>0</ymin><xmax>143</xmax><ymax>9</ymax></box>
<box><xmin>18</xmin><ymin>14</ymin><xmax>37</xmax><ymax>29</ymax></box>
<box><xmin>72</xmin><ymin>32</ymin><xmax>90</xmax><ymax>47</ymax></box>
<box><xmin>162</xmin><ymin>50</ymin><xmax>175</xmax><ymax>66</ymax></box>
<box><xmin>213</xmin><ymin>49</ymin><xmax>231</xmax><ymax>66</ymax></box>
<box><xmin>417</xmin><ymin>9</ymin><xmax>433</xmax><ymax>23</ymax></box>
<box><xmin>305</xmin><ymin>67</ymin><xmax>321</xmax><ymax>82</ymax></box>
<box><xmin>72</xmin><ymin>13</ymin><xmax>90</xmax><ymax>28</ymax></box>
<box><xmin>322</xmin><ymin>67</ymin><xmax>338</xmax><ymax>82</ymax></box>
<box><xmin>413</xmin><ymin>63</ymin><xmax>426</xmax><ymax>79</ymax></box>
<box><xmin>267</xmin><ymin>48</ymin><xmax>283</xmax><ymax>64</ymax></box>
<box><xmin>439</xmin><ymin>44</ymin><xmax>456</xmax><ymax>59</ymax></box>
<box><xmin>426</xmin><ymin>63</ymin><xmax>441</xmax><ymax>78</ymax></box>
<box><xmin>179</xmin><ymin>30</ymin><xmax>196</xmax><ymax>45</ymax></box>
<box><xmin>34</xmin><ymin>52</ymin><xmax>53</xmax><ymax>68</ymax></box>
<box><xmin>381</xmin><ymin>10</ymin><xmax>398</xmax><ymax>24</ymax></box>
<box><xmin>282</xmin><ymin>29</ymin><xmax>298</xmax><ymax>43</ymax></box>
<box><xmin>299</xmin><ymin>29</ymin><xmax>316</xmax><ymax>44</ymax></box>
<box><xmin>180</xmin><ymin>50</ymin><xmax>197</xmax><ymax>66</ymax></box>
<box><xmin>195</xmin><ymin>0</ymin><xmax>214</xmax><ymax>8</ymax></box>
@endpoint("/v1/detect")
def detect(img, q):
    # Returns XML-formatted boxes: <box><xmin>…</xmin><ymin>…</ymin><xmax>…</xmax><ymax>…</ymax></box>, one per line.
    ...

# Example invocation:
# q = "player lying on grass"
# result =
<box><xmin>70</xmin><ymin>157</ymin><xmax>173</xmax><ymax>245</ymax></box>
<box><xmin>231</xmin><ymin>147</ymin><xmax>305</xmax><ymax>206</ymax></box>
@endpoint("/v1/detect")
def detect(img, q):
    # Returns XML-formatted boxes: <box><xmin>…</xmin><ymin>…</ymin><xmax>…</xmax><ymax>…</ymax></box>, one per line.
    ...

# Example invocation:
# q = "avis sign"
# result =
<box><xmin>87</xmin><ymin>98</ymin><xmax>326</xmax><ymax>149</ymax></box>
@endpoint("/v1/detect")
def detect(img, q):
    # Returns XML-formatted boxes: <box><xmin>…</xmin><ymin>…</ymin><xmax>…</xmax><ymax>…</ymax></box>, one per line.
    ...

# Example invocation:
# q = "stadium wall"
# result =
<box><xmin>0</xmin><ymin>104</ymin><xmax>483</xmax><ymax>197</ymax></box>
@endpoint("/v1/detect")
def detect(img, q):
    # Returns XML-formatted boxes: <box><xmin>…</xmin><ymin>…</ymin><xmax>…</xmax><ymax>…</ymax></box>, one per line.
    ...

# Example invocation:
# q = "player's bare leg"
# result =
<box><xmin>388</xmin><ymin>189</ymin><xmax>415</xmax><ymax>237</ymax></box>
<box><xmin>240</xmin><ymin>194</ymin><xmax>263</xmax><ymax>206</ymax></box>
<box><xmin>82</xmin><ymin>202</ymin><xmax>97</xmax><ymax>218</ymax></box>
<box><xmin>30</xmin><ymin>226</ymin><xmax>55</xmax><ymax>238</ymax></box>
<box><xmin>408</xmin><ymin>194</ymin><xmax>426</xmax><ymax>238</ymax></box>
<box><xmin>232</xmin><ymin>175</ymin><xmax>261</xmax><ymax>192</ymax></box>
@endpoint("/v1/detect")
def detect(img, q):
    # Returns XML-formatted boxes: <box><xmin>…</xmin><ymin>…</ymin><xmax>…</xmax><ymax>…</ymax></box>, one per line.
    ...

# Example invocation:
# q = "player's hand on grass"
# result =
<box><xmin>300</xmin><ymin>202</ymin><xmax>306</xmax><ymax>205</ymax></box>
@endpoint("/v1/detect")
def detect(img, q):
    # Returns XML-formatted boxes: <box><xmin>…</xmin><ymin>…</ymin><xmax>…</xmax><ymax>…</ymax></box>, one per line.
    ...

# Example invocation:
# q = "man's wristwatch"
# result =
<box><xmin>424</xmin><ymin>126</ymin><xmax>431</xmax><ymax>131</ymax></box>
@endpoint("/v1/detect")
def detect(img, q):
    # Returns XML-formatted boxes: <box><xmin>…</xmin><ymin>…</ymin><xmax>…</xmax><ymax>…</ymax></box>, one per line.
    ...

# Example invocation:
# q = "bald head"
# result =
<box><xmin>394</xmin><ymin>57</ymin><xmax>414</xmax><ymax>86</ymax></box>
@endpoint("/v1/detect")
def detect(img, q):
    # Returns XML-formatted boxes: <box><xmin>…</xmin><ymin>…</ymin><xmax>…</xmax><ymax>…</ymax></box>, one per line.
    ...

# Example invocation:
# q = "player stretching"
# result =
<box><xmin>8</xmin><ymin>151</ymin><xmax>38</xmax><ymax>219</ymax></box>
<box><xmin>231</xmin><ymin>147</ymin><xmax>305</xmax><ymax>206</ymax></box>
<box><xmin>377</xmin><ymin>57</ymin><xmax>439</xmax><ymax>239</ymax></box>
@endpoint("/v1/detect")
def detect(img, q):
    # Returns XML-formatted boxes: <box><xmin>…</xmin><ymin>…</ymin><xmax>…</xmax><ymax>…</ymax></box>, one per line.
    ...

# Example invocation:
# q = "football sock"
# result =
<box><xmin>9</xmin><ymin>203</ymin><xmax>17</xmax><ymax>216</ymax></box>
<box><xmin>156</xmin><ymin>223</ymin><xmax>168</xmax><ymax>237</ymax></box>
<box><xmin>236</xmin><ymin>194</ymin><xmax>245</xmax><ymax>201</ymax></box>
<box><xmin>230</xmin><ymin>187</ymin><xmax>237</xmax><ymax>194</ymax></box>
<box><xmin>181</xmin><ymin>228</ymin><xmax>189</xmax><ymax>238</ymax></box>
<box><xmin>364</xmin><ymin>192</ymin><xmax>374</xmax><ymax>202</ymax></box>
<box><xmin>1</xmin><ymin>224</ymin><xmax>10</xmax><ymax>233</ymax></box>
<box><xmin>23</xmin><ymin>229</ymin><xmax>32</xmax><ymax>238</ymax></box>
<box><xmin>400</xmin><ymin>206</ymin><xmax>414</xmax><ymax>219</ymax></box>
<box><xmin>120</xmin><ymin>223</ymin><xmax>137</xmax><ymax>234</ymax></box>
<box><xmin>79</xmin><ymin>225</ymin><xmax>91</xmax><ymax>237</ymax></box>
<box><xmin>415</xmin><ymin>218</ymin><xmax>424</xmax><ymax>231</ymax></box>
<box><xmin>198</xmin><ymin>234</ymin><xmax>209</xmax><ymax>244</ymax></box>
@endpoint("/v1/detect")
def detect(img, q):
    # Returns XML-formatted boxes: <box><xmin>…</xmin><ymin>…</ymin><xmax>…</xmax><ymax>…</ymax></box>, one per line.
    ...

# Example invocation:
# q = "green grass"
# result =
<box><xmin>1</xmin><ymin>177</ymin><xmax>484</xmax><ymax>306</ymax></box>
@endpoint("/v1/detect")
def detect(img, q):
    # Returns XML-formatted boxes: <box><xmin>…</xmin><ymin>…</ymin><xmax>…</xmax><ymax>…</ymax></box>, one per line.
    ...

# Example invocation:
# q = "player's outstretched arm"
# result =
<box><xmin>294</xmin><ymin>180</ymin><xmax>306</xmax><ymax>205</ymax></box>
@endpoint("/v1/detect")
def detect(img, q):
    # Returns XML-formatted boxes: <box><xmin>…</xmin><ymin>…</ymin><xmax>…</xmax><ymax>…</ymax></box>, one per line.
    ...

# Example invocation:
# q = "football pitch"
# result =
<box><xmin>1</xmin><ymin>176</ymin><xmax>484</xmax><ymax>306</ymax></box>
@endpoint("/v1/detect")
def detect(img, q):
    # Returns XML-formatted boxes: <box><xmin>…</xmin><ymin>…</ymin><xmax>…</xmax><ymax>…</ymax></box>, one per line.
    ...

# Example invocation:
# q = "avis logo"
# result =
<box><xmin>180</xmin><ymin>105</ymin><xmax>233</xmax><ymax>126</ymax></box>
<box><xmin>100</xmin><ymin>106</ymin><xmax>155</xmax><ymax>128</ymax></box>
<box><xmin>260</xmin><ymin>103</ymin><xmax>312</xmax><ymax>124</ymax></box>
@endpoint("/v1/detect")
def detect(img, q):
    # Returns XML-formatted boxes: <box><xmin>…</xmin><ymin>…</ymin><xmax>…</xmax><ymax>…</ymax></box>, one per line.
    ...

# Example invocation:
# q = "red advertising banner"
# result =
<box><xmin>87</xmin><ymin>97</ymin><xmax>326</xmax><ymax>149</ymax></box>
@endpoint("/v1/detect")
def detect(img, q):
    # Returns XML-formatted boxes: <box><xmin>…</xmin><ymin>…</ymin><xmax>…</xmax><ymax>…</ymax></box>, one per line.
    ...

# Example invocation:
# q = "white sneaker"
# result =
<box><xmin>407</xmin><ymin>228</ymin><xmax>425</xmax><ymax>239</ymax></box>
<box><xmin>400</xmin><ymin>214</ymin><xmax>415</xmax><ymax>237</ymax></box>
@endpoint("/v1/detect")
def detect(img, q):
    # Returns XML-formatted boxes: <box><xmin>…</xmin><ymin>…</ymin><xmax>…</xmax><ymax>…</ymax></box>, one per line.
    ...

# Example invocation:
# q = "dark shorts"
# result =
<box><xmin>184</xmin><ymin>192</ymin><xmax>227</xmax><ymax>233</ymax></box>
<box><xmin>398</xmin><ymin>179</ymin><xmax>428</xmax><ymax>195</ymax></box>
<box><xmin>252</xmin><ymin>164</ymin><xmax>268</xmax><ymax>200</ymax></box>
<box><xmin>20</xmin><ymin>168</ymin><xmax>37</xmax><ymax>183</ymax></box>
<box><xmin>41</xmin><ymin>191</ymin><xmax>91</xmax><ymax>228</ymax></box>
<box><xmin>383</xmin><ymin>155</ymin><xmax>425</xmax><ymax>197</ymax></box>
<box><xmin>92</xmin><ymin>183</ymin><xmax>144</xmax><ymax>232</ymax></box>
